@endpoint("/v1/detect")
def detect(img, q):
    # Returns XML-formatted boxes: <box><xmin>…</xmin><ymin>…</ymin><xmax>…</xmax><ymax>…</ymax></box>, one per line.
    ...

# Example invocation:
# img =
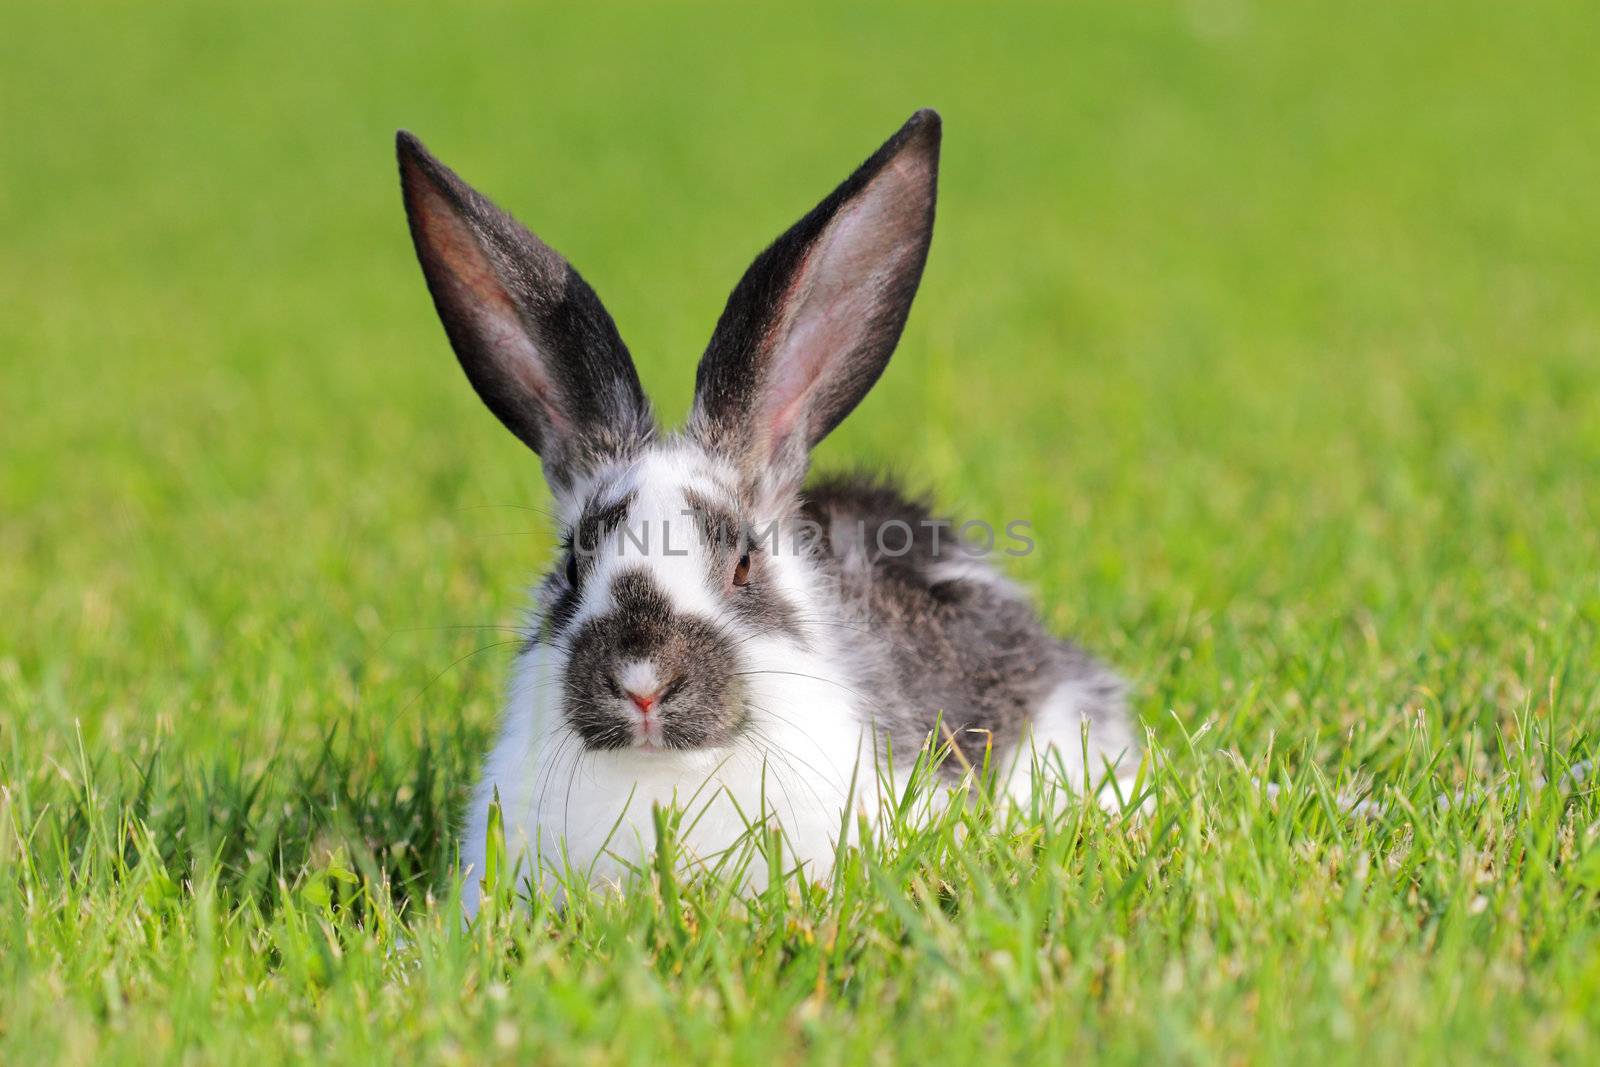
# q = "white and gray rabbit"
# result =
<box><xmin>396</xmin><ymin>110</ymin><xmax>1140</xmax><ymax>915</ymax></box>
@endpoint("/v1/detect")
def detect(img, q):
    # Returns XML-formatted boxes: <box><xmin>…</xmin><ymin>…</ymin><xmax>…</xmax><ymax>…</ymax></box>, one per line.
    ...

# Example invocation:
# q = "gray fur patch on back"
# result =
<box><xmin>799</xmin><ymin>473</ymin><xmax>1127</xmax><ymax>774</ymax></box>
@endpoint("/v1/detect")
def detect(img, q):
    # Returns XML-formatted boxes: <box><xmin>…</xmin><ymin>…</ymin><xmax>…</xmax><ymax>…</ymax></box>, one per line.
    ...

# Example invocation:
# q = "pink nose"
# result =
<box><xmin>626</xmin><ymin>688</ymin><xmax>661</xmax><ymax>715</ymax></box>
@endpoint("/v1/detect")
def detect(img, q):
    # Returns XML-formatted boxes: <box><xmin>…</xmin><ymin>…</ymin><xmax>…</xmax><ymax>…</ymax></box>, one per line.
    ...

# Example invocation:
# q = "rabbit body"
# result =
<box><xmin>396</xmin><ymin>111</ymin><xmax>1137</xmax><ymax>916</ymax></box>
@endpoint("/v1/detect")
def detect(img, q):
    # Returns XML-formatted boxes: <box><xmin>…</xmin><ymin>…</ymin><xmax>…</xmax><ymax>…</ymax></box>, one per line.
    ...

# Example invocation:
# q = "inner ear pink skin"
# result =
<box><xmin>760</xmin><ymin>157</ymin><xmax>934</xmax><ymax>449</ymax></box>
<box><xmin>407</xmin><ymin>176</ymin><xmax>571</xmax><ymax>438</ymax></box>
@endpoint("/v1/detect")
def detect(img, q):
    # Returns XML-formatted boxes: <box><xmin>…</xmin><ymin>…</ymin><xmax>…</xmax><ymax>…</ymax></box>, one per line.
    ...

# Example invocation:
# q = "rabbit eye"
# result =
<box><xmin>732</xmin><ymin>552</ymin><xmax>751</xmax><ymax>588</ymax></box>
<box><xmin>565</xmin><ymin>551</ymin><xmax>580</xmax><ymax>588</ymax></box>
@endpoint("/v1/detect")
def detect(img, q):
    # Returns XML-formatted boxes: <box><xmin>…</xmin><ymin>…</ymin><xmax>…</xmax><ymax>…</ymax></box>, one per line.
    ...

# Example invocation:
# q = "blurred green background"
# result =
<box><xmin>6</xmin><ymin>0</ymin><xmax>1595</xmax><ymax>751</ymax></box>
<box><xmin>3</xmin><ymin>1</ymin><xmax>1600</xmax><ymax>1061</ymax></box>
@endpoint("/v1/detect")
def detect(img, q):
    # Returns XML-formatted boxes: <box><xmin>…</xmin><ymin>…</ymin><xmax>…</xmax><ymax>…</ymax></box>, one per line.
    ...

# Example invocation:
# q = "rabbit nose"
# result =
<box><xmin>626</xmin><ymin>675</ymin><xmax>690</xmax><ymax>714</ymax></box>
<box><xmin>624</xmin><ymin>685</ymin><xmax>661</xmax><ymax>715</ymax></box>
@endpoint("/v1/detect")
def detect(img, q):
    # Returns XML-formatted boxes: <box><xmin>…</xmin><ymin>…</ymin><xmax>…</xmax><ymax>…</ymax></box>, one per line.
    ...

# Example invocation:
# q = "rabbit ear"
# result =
<box><xmin>397</xmin><ymin>132</ymin><xmax>654</xmax><ymax>490</ymax></box>
<box><xmin>690</xmin><ymin>110</ymin><xmax>940</xmax><ymax>490</ymax></box>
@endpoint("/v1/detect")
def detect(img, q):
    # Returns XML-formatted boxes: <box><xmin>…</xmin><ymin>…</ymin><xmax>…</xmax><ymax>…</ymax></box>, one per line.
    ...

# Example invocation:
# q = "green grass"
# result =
<box><xmin>4</xmin><ymin>0</ymin><xmax>1600</xmax><ymax>1062</ymax></box>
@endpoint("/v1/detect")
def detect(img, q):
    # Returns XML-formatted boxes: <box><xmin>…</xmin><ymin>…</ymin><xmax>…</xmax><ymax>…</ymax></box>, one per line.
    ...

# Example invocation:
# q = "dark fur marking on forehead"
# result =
<box><xmin>682</xmin><ymin>487</ymin><xmax>741</xmax><ymax>550</ymax></box>
<box><xmin>575</xmin><ymin>490</ymin><xmax>636</xmax><ymax>553</ymax></box>
<box><xmin>672</xmin><ymin>484</ymin><xmax>808</xmax><ymax>643</ymax></box>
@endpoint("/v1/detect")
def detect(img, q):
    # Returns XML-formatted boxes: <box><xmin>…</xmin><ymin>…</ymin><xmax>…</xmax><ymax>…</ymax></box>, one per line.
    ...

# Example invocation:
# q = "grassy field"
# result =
<box><xmin>4</xmin><ymin>1</ymin><xmax>1600</xmax><ymax>1062</ymax></box>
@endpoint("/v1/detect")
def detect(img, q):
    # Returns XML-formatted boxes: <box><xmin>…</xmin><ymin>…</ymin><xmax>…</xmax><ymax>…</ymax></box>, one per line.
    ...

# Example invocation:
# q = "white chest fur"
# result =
<box><xmin>457</xmin><ymin>633</ymin><xmax>872</xmax><ymax>916</ymax></box>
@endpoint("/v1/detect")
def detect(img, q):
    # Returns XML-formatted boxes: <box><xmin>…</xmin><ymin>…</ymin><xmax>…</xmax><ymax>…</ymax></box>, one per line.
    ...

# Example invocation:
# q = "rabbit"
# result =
<box><xmin>396</xmin><ymin>109</ymin><xmax>1140</xmax><ymax>916</ymax></box>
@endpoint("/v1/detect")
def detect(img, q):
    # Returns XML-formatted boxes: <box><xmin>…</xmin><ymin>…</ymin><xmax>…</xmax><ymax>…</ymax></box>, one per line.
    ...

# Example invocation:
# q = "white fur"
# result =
<box><xmin>459</xmin><ymin>451</ymin><xmax>875</xmax><ymax>916</ymax></box>
<box><xmin>459</xmin><ymin>642</ymin><xmax>873</xmax><ymax>914</ymax></box>
<box><xmin>1000</xmin><ymin>678</ymin><xmax>1142</xmax><ymax>812</ymax></box>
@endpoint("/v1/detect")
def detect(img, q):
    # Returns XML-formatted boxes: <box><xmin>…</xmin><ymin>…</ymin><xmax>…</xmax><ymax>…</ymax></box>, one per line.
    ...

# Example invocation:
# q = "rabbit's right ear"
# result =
<box><xmin>690</xmin><ymin>110</ymin><xmax>940</xmax><ymax>494</ymax></box>
<box><xmin>397</xmin><ymin>132</ymin><xmax>654</xmax><ymax>491</ymax></box>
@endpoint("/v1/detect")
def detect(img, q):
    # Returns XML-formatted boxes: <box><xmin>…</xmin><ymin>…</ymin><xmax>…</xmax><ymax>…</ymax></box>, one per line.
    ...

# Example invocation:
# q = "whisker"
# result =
<box><xmin>733</xmin><ymin>668</ymin><xmax>892</xmax><ymax>717</ymax></box>
<box><xmin>742</xmin><ymin>718</ymin><xmax>838</xmax><ymax>816</ymax></box>
<box><xmin>459</xmin><ymin>502</ymin><xmax>565</xmax><ymax>522</ymax></box>
<box><xmin>390</xmin><ymin>623</ymin><xmax>533</xmax><ymax>637</ymax></box>
<box><xmin>733</xmin><ymin>734</ymin><xmax>805</xmax><ymax>841</ymax></box>
<box><xmin>742</xmin><ymin>703</ymin><xmax>857</xmax><ymax>800</ymax></box>
<box><xmin>398</xmin><ymin>638</ymin><xmax>527</xmax><ymax>719</ymax></box>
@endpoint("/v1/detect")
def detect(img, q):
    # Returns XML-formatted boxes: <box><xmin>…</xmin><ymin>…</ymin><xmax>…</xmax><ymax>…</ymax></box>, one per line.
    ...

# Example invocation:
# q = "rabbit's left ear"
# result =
<box><xmin>690</xmin><ymin>110</ymin><xmax>940</xmax><ymax>489</ymax></box>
